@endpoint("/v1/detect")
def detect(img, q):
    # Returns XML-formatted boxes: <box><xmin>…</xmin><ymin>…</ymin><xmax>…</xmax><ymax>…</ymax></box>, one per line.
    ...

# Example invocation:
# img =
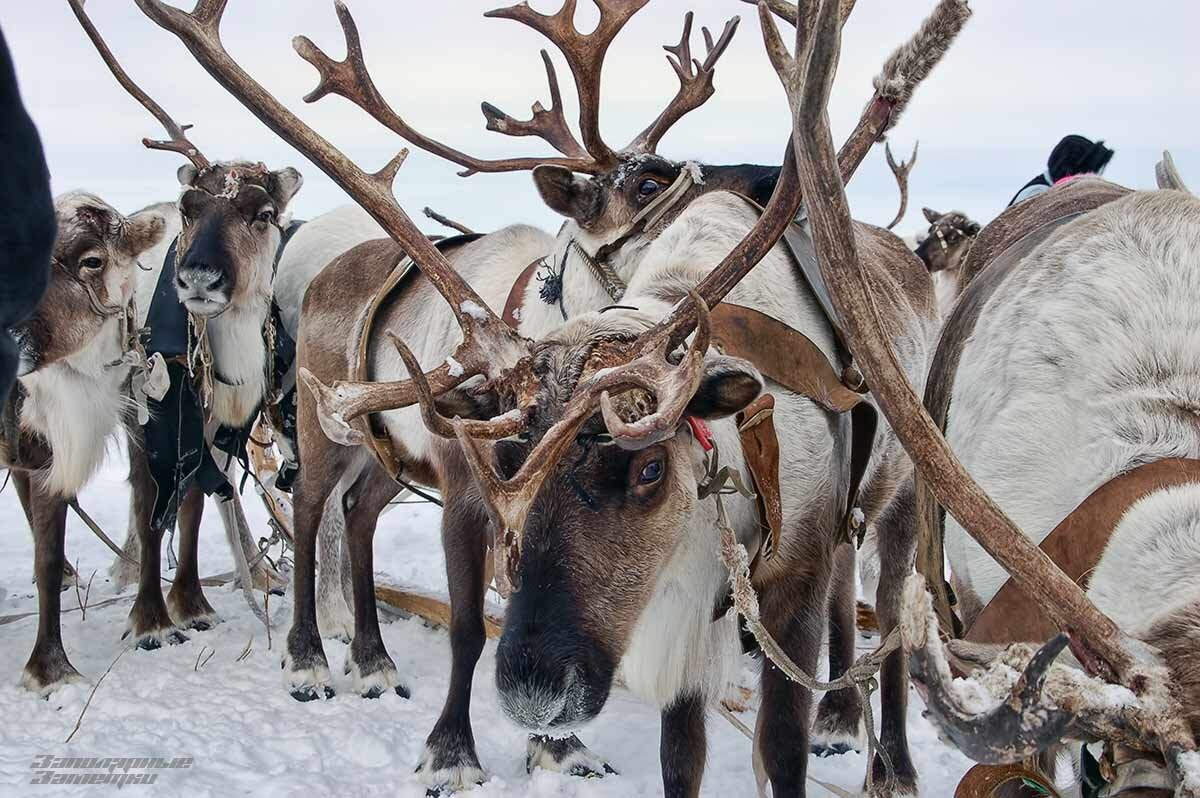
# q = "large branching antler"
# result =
<box><xmin>625</xmin><ymin>13</ymin><xmax>741</xmax><ymax>153</ymax></box>
<box><xmin>764</xmin><ymin>0</ymin><xmax>1200</xmax><ymax>778</ymax></box>
<box><xmin>633</xmin><ymin>0</ymin><xmax>967</xmax><ymax>361</ymax></box>
<box><xmin>480</xmin><ymin>50</ymin><xmax>589</xmax><ymax>160</ymax></box>
<box><xmin>485</xmin><ymin>0</ymin><xmax>649</xmax><ymax>166</ymax></box>
<box><xmin>68</xmin><ymin>0</ymin><xmax>210</xmax><ymax>170</ymax></box>
<box><xmin>456</xmin><ymin>294</ymin><xmax>714</xmax><ymax>596</ymax></box>
<box><xmin>293</xmin><ymin>1</ymin><xmax>599</xmax><ymax>177</ymax></box>
<box><xmin>901</xmin><ymin>578</ymin><xmax>1199</xmax><ymax>795</ymax></box>
<box><xmin>133</xmin><ymin>0</ymin><xmax>539</xmax><ymax>445</ymax></box>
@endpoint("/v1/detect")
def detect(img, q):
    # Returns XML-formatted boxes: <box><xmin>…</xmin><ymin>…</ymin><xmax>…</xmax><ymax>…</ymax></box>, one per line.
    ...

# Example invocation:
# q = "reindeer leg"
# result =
<box><xmin>283</xmin><ymin>443</ymin><xmax>346</xmax><ymax>701</ymax></box>
<box><xmin>342</xmin><ymin>463</ymin><xmax>404</xmax><ymax>698</ymax></box>
<box><xmin>659</xmin><ymin>691</ymin><xmax>707</xmax><ymax>798</ymax></box>
<box><xmin>417</xmin><ymin>492</ymin><xmax>489</xmax><ymax>794</ymax></box>
<box><xmin>166</xmin><ymin>485</ymin><xmax>220</xmax><ymax>630</ymax></box>
<box><xmin>868</xmin><ymin>481</ymin><xmax>919</xmax><ymax>796</ymax></box>
<box><xmin>757</xmin><ymin>572</ymin><xmax>830</xmax><ymax>797</ymax></box>
<box><xmin>215</xmin><ymin>453</ymin><xmax>285</xmax><ymax>595</ymax></box>
<box><xmin>813</xmin><ymin>542</ymin><xmax>866</xmax><ymax>756</ymax></box>
<box><xmin>315</xmin><ymin>485</ymin><xmax>355</xmax><ymax>643</ymax></box>
<box><xmin>125</xmin><ymin>444</ymin><xmax>188</xmax><ymax>649</ymax></box>
<box><xmin>18</xmin><ymin>472</ymin><xmax>78</xmax><ymax>590</ymax></box>
<box><xmin>20</xmin><ymin>475</ymin><xmax>83</xmax><ymax>695</ymax></box>
<box><xmin>108</xmin><ymin>489</ymin><xmax>142</xmax><ymax>592</ymax></box>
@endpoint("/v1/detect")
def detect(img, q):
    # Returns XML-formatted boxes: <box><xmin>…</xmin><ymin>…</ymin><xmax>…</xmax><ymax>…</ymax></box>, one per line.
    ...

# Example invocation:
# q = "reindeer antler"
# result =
<box><xmin>455</xmin><ymin>292</ymin><xmax>715</xmax><ymax>595</ymax></box>
<box><xmin>68</xmin><ymin>0</ymin><xmax>210</xmax><ymax>170</ymax></box>
<box><xmin>134</xmin><ymin>0</ymin><xmax>540</xmax><ymax>445</ymax></box>
<box><xmin>625</xmin><ymin>13</ymin><xmax>741</xmax><ymax>153</ymax></box>
<box><xmin>293</xmin><ymin>1</ymin><xmax>601</xmax><ymax>177</ymax></box>
<box><xmin>901</xmin><ymin>577</ymin><xmax>1199</xmax><ymax>789</ymax></box>
<box><xmin>884</xmin><ymin>140</ymin><xmax>918</xmax><ymax>230</ymax></box>
<box><xmin>485</xmin><ymin>0</ymin><xmax>650</xmax><ymax>166</ymax></box>
<box><xmin>480</xmin><ymin>50</ymin><xmax>588</xmax><ymax>160</ymax></box>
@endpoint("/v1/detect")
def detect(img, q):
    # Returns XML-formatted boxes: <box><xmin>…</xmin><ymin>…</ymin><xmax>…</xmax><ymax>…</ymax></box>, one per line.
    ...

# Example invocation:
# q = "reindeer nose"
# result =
<box><xmin>176</xmin><ymin>266</ymin><xmax>227</xmax><ymax>295</ymax></box>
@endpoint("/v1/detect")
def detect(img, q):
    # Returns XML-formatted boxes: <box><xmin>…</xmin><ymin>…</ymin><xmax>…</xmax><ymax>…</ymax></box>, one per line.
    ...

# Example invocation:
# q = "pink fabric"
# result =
<box><xmin>1054</xmin><ymin>174</ymin><xmax>1083</xmax><ymax>187</ymax></box>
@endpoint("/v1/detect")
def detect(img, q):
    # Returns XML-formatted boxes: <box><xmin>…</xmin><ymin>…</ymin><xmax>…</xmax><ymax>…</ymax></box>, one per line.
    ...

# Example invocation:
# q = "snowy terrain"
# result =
<box><xmin>0</xmin><ymin>449</ymin><xmax>972</xmax><ymax>797</ymax></box>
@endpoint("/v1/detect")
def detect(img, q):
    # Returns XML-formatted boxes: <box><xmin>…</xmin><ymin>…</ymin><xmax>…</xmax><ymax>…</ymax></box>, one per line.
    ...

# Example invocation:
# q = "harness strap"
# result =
<box><xmin>355</xmin><ymin>233</ymin><xmax>485</xmax><ymax>483</ymax></box>
<box><xmin>710</xmin><ymin>303</ymin><xmax>865</xmax><ymax>414</ymax></box>
<box><xmin>965</xmin><ymin>458</ymin><xmax>1200</xmax><ymax>646</ymax></box>
<box><xmin>737</xmin><ymin>394</ymin><xmax>782</xmax><ymax>565</ymax></box>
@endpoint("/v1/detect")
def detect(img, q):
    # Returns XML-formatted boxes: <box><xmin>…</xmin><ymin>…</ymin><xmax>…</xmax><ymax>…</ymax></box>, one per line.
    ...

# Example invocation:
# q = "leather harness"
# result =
<box><xmin>356</xmin><ymin>234</ymin><xmax>483</xmax><ymax>484</ymax></box>
<box><xmin>356</xmin><ymin>201</ymin><xmax>873</xmax><ymax>567</ymax></box>
<box><xmin>965</xmin><ymin>458</ymin><xmax>1200</xmax><ymax>645</ymax></box>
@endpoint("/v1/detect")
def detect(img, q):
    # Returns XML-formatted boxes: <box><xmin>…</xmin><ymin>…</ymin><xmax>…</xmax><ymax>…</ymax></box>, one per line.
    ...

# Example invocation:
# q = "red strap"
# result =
<box><xmin>687</xmin><ymin>416</ymin><xmax>714</xmax><ymax>452</ymax></box>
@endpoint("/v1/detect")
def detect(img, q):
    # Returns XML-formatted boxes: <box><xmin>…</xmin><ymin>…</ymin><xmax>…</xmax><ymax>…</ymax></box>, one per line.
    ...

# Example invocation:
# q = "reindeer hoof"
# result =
<box><xmin>415</xmin><ymin>747</ymin><xmax>486</xmax><ymax>796</ymax></box>
<box><xmin>346</xmin><ymin>651</ymin><xmax>410</xmax><ymax>700</ymax></box>
<box><xmin>290</xmin><ymin>684</ymin><xmax>336</xmax><ymax>702</ymax></box>
<box><xmin>184</xmin><ymin>614</ymin><xmax>222</xmax><ymax>632</ymax></box>
<box><xmin>526</xmin><ymin>734</ymin><xmax>615</xmax><ymax>778</ymax></box>
<box><xmin>126</xmin><ymin>627</ymin><xmax>189</xmax><ymax>651</ymax></box>
<box><xmin>810</xmin><ymin>726</ymin><xmax>866</xmax><ymax>757</ymax></box>
<box><xmin>283</xmin><ymin>648</ymin><xmax>335</xmax><ymax>702</ymax></box>
<box><xmin>21</xmin><ymin>655</ymin><xmax>85</xmax><ymax>697</ymax></box>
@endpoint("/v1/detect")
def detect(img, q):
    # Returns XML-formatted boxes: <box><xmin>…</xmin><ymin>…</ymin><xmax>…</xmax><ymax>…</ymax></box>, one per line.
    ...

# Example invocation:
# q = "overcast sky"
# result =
<box><xmin>1</xmin><ymin>1</ymin><xmax>1195</xmax><ymax>237</ymax></box>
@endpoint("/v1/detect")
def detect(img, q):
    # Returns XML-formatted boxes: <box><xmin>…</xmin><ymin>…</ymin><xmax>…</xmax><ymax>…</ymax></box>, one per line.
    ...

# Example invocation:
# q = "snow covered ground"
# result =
<box><xmin>0</xmin><ymin>450</ymin><xmax>972</xmax><ymax>797</ymax></box>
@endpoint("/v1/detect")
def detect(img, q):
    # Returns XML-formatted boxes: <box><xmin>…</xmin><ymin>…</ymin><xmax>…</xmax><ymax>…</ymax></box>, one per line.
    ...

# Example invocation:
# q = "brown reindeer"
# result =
<box><xmin>913</xmin><ymin>207</ymin><xmax>980</xmax><ymax>316</ymax></box>
<box><xmin>279</xmin><ymin>0</ymin><xmax>865</xmax><ymax>771</ymax></box>
<box><xmin>3</xmin><ymin>192</ymin><xmax>166</xmax><ymax>693</ymax></box>
<box><xmin>70</xmin><ymin>0</ymin><xmax>301</xmax><ymax>648</ymax></box>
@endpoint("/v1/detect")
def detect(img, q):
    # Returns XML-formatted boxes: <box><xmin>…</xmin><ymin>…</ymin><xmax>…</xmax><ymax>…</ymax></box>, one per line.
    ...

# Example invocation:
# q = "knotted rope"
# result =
<box><xmin>699</xmin><ymin>442</ymin><xmax>900</xmax><ymax>796</ymax></box>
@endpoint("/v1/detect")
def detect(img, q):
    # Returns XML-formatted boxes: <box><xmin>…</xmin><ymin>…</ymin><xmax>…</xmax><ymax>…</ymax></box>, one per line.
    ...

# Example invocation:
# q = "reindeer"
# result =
<box><xmin>888</xmin><ymin>160</ymin><xmax>1200</xmax><ymax>796</ymax></box>
<box><xmin>69</xmin><ymin>1</ymin><xmax>302</xmax><ymax>647</ymax></box>
<box><xmin>3</xmin><ymin>192</ymin><xmax>166</xmax><ymax>693</ymax></box>
<box><xmin>0</xmin><ymin>24</ymin><xmax>54</xmax><ymax>409</ymax></box>
<box><xmin>135</xmin><ymin>0</ymin><xmax>967</xmax><ymax>794</ymax></box>
<box><xmin>273</xmin><ymin>0</ymin><xmax>871</xmax><ymax>768</ymax></box>
<box><xmin>912</xmin><ymin>207</ymin><xmax>980</xmax><ymax>316</ymax></box>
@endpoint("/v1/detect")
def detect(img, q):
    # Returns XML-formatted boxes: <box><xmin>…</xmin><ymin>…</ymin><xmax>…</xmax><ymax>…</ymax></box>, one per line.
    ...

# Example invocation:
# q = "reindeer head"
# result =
<box><xmin>914</xmin><ymin>207</ymin><xmax>979</xmax><ymax>274</ymax></box>
<box><xmin>11</xmin><ymin>192</ymin><xmax>165</xmax><ymax>375</ymax></box>
<box><xmin>173</xmin><ymin>161</ymin><xmax>302</xmax><ymax>317</ymax></box>
<box><xmin>456</xmin><ymin>311</ymin><xmax>762</xmax><ymax>728</ymax></box>
<box><xmin>69</xmin><ymin>1</ymin><xmax>302</xmax><ymax>320</ymax></box>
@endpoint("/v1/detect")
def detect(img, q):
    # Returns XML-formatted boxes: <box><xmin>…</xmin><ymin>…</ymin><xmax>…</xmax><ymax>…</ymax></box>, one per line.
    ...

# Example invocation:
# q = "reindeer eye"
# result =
<box><xmin>638</xmin><ymin>459</ymin><xmax>663</xmax><ymax>484</ymax></box>
<box><xmin>80</xmin><ymin>256</ymin><xmax>103</xmax><ymax>271</ymax></box>
<box><xmin>256</xmin><ymin>208</ymin><xmax>276</xmax><ymax>225</ymax></box>
<box><xmin>637</xmin><ymin>179</ymin><xmax>662</xmax><ymax>198</ymax></box>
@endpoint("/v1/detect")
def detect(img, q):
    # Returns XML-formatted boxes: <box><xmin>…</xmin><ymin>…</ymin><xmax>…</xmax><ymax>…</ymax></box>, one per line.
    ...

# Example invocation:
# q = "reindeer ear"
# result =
<box><xmin>922</xmin><ymin>207</ymin><xmax>940</xmax><ymax>223</ymax></box>
<box><xmin>686</xmin><ymin>355</ymin><xmax>763</xmax><ymax>420</ymax></box>
<box><xmin>269</xmin><ymin>167</ymin><xmax>304</xmax><ymax>211</ymax></box>
<box><xmin>177</xmin><ymin>164</ymin><xmax>200</xmax><ymax>187</ymax></box>
<box><xmin>532</xmin><ymin>165</ymin><xmax>600</xmax><ymax>224</ymax></box>
<box><xmin>120</xmin><ymin>210</ymin><xmax>168</xmax><ymax>257</ymax></box>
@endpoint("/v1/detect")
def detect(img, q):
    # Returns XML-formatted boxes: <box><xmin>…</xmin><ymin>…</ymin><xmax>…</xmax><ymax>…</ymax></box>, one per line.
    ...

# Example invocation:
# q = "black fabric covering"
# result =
<box><xmin>145</xmin><ymin>237</ymin><xmax>188</xmax><ymax>359</ymax></box>
<box><xmin>144</xmin><ymin>361</ymin><xmax>232</xmax><ymax>531</ymax></box>
<box><xmin>141</xmin><ymin>221</ymin><xmax>305</xmax><ymax>526</ymax></box>
<box><xmin>0</xmin><ymin>26</ymin><xmax>54</xmax><ymax>407</ymax></box>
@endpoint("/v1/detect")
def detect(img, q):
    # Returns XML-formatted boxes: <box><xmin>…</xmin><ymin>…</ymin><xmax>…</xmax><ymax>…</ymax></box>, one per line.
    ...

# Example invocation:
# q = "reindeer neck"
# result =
<box><xmin>203</xmin><ymin>292</ymin><xmax>271</xmax><ymax>427</ymax></box>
